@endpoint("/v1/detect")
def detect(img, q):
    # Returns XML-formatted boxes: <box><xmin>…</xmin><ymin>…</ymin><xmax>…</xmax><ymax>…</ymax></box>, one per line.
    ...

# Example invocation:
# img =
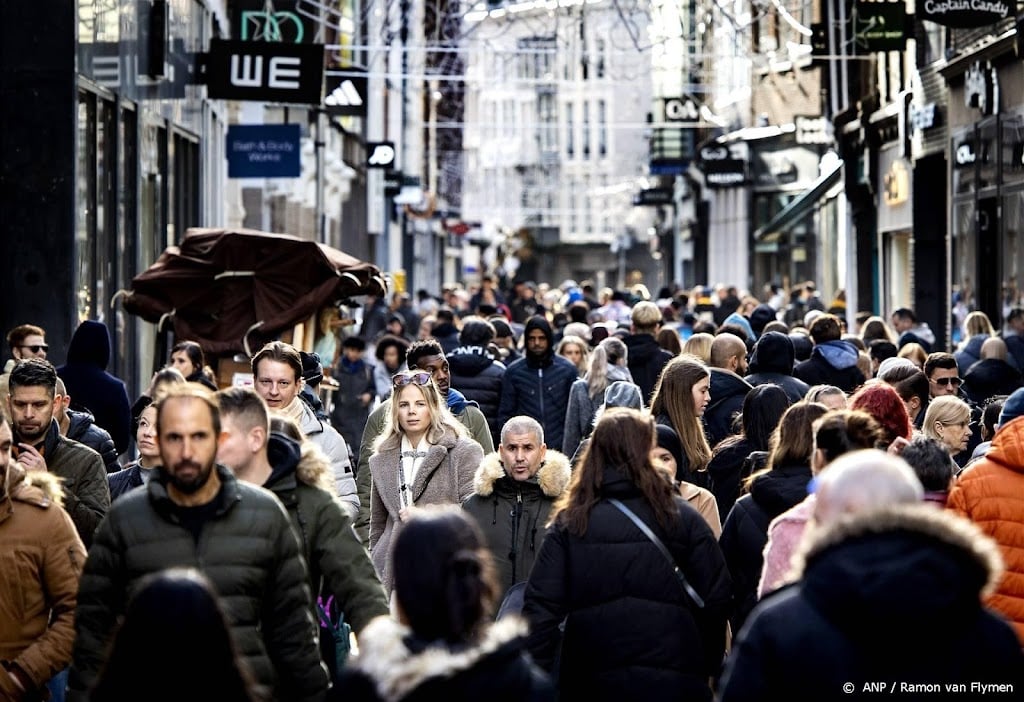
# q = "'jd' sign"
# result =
<box><xmin>204</xmin><ymin>39</ymin><xmax>324</xmax><ymax>104</ymax></box>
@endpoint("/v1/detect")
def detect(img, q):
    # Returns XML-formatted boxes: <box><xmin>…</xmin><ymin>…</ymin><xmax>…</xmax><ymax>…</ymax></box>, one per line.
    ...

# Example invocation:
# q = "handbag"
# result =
<box><xmin>317</xmin><ymin>595</ymin><xmax>352</xmax><ymax>682</ymax></box>
<box><xmin>607</xmin><ymin>498</ymin><xmax>705</xmax><ymax>609</ymax></box>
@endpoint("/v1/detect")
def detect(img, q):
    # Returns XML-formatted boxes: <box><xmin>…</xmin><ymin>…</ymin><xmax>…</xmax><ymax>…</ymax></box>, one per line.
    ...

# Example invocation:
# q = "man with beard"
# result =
<box><xmin>498</xmin><ymin>315</ymin><xmax>578</xmax><ymax>452</ymax></box>
<box><xmin>69</xmin><ymin>384</ymin><xmax>329</xmax><ymax>701</ymax></box>
<box><xmin>7</xmin><ymin>359</ymin><xmax>108</xmax><ymax>547</ymax></box>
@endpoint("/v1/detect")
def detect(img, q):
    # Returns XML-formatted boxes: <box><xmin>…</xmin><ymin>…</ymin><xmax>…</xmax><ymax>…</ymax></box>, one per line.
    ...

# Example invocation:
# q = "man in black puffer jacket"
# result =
<box><xmin>743</xmin><ymin>332</ymin><xmax>809</xmax><ymax>404</ymax></box>
<box><xmin>54</xmin><ymin>379</ymin><xmax>120</xmax><ymax>473</ymax></box>
<box><xmin>448</xmin><ymin>318</ymin><xmax>507</xmax><ymax>448</ymax></box>
<box><xmin>498</xmin><ymin>316</ymin><xmax>578</xmax><ymax>452</ymax></box>
<box><xmin>706</xmin><ymin>334</ymin><xmax>754</xmax><ymax>448</ymax></box>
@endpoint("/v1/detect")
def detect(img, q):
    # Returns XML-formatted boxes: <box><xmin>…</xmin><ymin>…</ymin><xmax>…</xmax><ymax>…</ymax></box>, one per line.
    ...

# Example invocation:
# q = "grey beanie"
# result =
<box><xmin>998</xmin><ymin>387</ymin><xmax>1024</xmax><ymax>427</ymax></box>
<box><xmin>603</xmin><ymin>380</ymin><xmax>643</xmax><ymax>411</ymax></box>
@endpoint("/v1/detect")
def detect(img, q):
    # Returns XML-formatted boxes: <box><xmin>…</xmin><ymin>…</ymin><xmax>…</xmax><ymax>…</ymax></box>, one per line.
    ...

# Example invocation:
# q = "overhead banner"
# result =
<box><xmin>227</xmin><ymin>124</ymin><xmax>302</xmax><ymax>178</ymax></box>
<box><xmin>918</xmin><ymin>0</ymin><xmax>1012</xmax><ymax>27</ymax></box>
<box><xmin>204</xmin><ymin>39</ymin><xmax>324</xmax><ymax>104</ymax></box>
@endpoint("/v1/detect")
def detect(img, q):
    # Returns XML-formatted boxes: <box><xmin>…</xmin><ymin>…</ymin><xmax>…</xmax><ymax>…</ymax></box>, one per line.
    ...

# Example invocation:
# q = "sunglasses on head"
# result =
<box><xmin>934</xmin><ymin>377</ymin><xmax>963</xmax><ymax>387</ymax></box>
<box><xmin>393</xmin><ymin>371</ymin><xmax>432</xmax><ymax>387</ymax></box>
<box><xmin>20</xmin><ymin>344</ymin><xmax>47</xmax><ymax>353</ymax></box>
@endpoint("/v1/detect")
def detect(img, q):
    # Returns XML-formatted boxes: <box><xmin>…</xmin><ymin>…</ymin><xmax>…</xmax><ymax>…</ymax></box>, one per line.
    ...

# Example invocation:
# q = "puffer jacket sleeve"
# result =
<box><xmin>261</xmin><ymin>501</ymin><xmax>330</xmax><ymax>702</ymax></box>
<box><xmin>355</xmin><ymin>405</ymin><xmax>387</xmax><ymax>545</ymax></box>
<box><xmin>311</xmin><ymin>496</ymin><xmax>389</xmax><ymax>634</ymax></box>
<box><xmin>310</xmin><ymin>422</ymin><xmax>359</xmax><ymax>519</ymax></box>
<box><xmin>62</xmin><ymin>450</ymin><xmax>110</xmax><ymax>549</ymax></box>
<box><xmin>522</xmin><ymin>524</ymin><xmax>570</xmax><ymax>671</ymax></box>
<box><xmin>83</xmin><ymin>424</ymin><xmax>121</xmax><ymax>473</ymax></box>
<box><xmin>69</xmin><ymin>508</ymin><xmax>130</xmax><ymax>697</ymax></box>
<box><xmin>16</xmin><ymin>509</ymin><xmax>85</xmax><ymax>689</ymax></box>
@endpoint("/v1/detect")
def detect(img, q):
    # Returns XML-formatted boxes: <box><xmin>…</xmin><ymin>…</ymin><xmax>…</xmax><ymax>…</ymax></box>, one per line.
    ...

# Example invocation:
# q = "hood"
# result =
<box><xmin>792</xmin><ymin>505</ymin><xmax>1002</xmax><ymax>635</ymax></box>
<box><xmin>65</xmin><ymin>320</ymin><xmax>112</xmax><ymax>368</ymax></box>
<box><xmin>750</xmin><ymin>464</ymin><xmax>812</xmax><ymax>517</ymax></box>
<box><xmin>65</xmin><ymin>407</ymin><xmax>96</xmax><ymax>440</ymax></box>
<box><xmin>524</xmin><ymin>316</ymin><xmax>555</xmax><ymax>367</ymax></box>
<box><xmin>749</xmin><ymin>304</ymin><xmax>777</xmax><ymax>337</ymax></box>
<box><xmin>723</xmin><ymin>312</ymin><xmax>755</xmax><ymax>343</ymax></box>
<box><xmin>448</xmin><ymin>346</ymin><xmax>497</xmax><ymax>375</ymax></box>
<box><xmin>473</xmin><ymin>449</ymin><xmax>571</xmax><ymax>498</ymax></box>
<box><xmin>985</xmin><ymin>415</ymin><xmax>1024</xmax><ymax>475</ymax></box>
<box><xmin>446</xmin><ymin>387</ymin><xmax>478</xmax><ymax>416</ymax></box>
<box><xmin>748</xmin><ymin>331</ymin><xmax>794</xmax><ymax>374</ymax></box>
<box><xmin>354</xmin><ymin>615</ymin><xmax>529</xmax><ymax>702</ymax></box>
<box><xmin>266</xmin><ymin>432</ymin><xmax>335</xmax><ymax>494</ymax></box>
<box><xmin>603</xmin><ymin>380</ymin><xmax>643</xmax><ymax>410</ymax></box>
<box><xmin>3</xmin><ymin>462</ymin><xmax>65</xmax><ymax>508</ymax></box>
<box><xmin>623</xmin><ymin>333</ymin><xmax>663</xmax><ymax>363</ymax></box>
<box><xmin>709</xmin><ymin>368</ymin><xmax>753</xmax><ymax>405</ymax></box>
<box><xmin>812</xmin><ymin>339</ymin><xmax>859</xmax><ymax>370</ymax></box>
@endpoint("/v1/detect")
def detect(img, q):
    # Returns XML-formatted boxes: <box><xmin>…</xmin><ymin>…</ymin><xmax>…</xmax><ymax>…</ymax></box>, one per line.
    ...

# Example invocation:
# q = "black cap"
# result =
<box><xmin>299</xmin><ymin>351</ymin><xmax>324</xmax><ymax>386</ymax></box>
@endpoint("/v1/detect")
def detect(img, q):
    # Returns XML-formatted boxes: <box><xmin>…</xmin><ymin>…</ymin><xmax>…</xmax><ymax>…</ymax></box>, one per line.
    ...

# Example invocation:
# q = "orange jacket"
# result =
<box><xmin>948</xmin><ymin>415</ymin><xmax>1024</xmax><ymax>643</ymax></box>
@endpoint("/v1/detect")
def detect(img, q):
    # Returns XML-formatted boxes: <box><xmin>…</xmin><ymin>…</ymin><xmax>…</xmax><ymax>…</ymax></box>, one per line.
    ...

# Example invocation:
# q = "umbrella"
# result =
<box><xmin>121</xmin><ymin>227</ymin><xmax>387</xmax><ymax>356</ymax></box>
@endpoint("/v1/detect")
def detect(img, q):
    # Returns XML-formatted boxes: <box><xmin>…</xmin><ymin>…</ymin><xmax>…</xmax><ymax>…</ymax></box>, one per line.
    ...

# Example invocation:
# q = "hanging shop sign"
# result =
<box><xmin>227</xmin><ymin>124</ymin><xmax>302</xmax><ymax>178</ymax></box>
<box><xmin>795</xmin><ymin>115</ymin><xmax>833</xmax><ymax>145</ymax></box>
<box><xmin>230</xmin><ymin>0</ymin><xmax>319</xmax><ymax>44</ymax></box>
<box><xmin>698</xmin><ymin>143</ymin><xmax>748</xmax><ymax>188</ymax></box>
<box><xmin>918</xmin><ymin>0</ymin><xmax>1011</xmax><ymax>27</ymax></box>
<box><xmin>203</xmin><ymin>39</ymin><xmax>324</xmax><ymax>104</ymax></box>
<box><xmin>853</xmin><ymin>1</ymin><xmax>908</xmax><ymax>51</ymax></box>
<box><xmin>324</xmin><ymin>71</ymin><xmax>368</xmax><ymax>116</ymax></box>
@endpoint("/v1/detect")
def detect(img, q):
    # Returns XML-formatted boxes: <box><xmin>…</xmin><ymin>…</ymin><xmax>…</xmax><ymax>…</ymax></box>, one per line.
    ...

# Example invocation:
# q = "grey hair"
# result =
<box><xmin>500</xmin><ymin>416</ymin><xmax>544</xmax><ymax>446</ymax></box>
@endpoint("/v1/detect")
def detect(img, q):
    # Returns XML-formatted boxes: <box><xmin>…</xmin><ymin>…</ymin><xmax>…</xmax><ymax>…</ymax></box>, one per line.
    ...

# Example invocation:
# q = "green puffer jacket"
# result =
<box><xmin>265</xmin><ymin>433</ymin><xmax>389</xmax><ymax>634</ymax></box>
<box><xmin>69</xmin><ymin>465</ymin><xmax>329</xmax><ymax>702</ymax></box>
<box><xmin>462</xmin><ymin>450</ymin><xmax>571</xmax><ymax>601</ymax></box>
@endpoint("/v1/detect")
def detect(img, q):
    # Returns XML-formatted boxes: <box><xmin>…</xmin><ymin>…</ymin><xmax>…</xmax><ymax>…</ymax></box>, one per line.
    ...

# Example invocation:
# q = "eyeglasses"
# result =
<box><xmin>19</xmin><ymin>345</ymin><xmax>48</xmax><ymax>353</ymax></box>
<box><xmin>392</xmin><ymin>371</ymin><xmax>432</xmax><ymax>387</ymax></box>
<box><xmin>933</xmin><ymin>377</ymin><xmax>963</xmax><ymax>387</ymax></box>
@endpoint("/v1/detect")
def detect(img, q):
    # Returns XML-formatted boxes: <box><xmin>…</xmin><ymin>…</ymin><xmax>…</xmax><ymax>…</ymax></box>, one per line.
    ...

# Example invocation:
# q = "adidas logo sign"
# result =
<box><xmin>326</xmin><ymin>80</ymin><xmax>363</xmax><ymax>107</ymax></box>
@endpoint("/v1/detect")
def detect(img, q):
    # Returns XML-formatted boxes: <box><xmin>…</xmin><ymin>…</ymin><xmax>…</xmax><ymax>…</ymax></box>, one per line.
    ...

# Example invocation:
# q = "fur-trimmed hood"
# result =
<box><xmin>267</xmin><ymin>432</ymin><xmax>336</xmax><ymax>496</ymax></box>
<box><xmin>791</xmin><ymin>504</ymin><xmax>1003</xmax><ymax>628</ymax></box>
<box><xmin>354</xmin><ymin>615</ymin><xmax>529</xmax><ymax>702</ymax></box>
<box><xmin>2</xmin><ymin>462</ymin><xmax>65</xmax><ymax>508</ymax></box>
<box><xmin>472</xmin><ymin>449</ymin><xmax>571</xmax><ymax>498</ymax></box>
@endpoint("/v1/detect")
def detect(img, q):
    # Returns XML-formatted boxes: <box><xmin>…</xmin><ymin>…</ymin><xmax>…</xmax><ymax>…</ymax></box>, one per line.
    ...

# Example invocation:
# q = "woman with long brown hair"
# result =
<box><xmin>523</xmin><ymin>408</ymin><xmax>731</xmax><ymax>701</ymax></box>
<box><xmin>718</xmin><ymin>401</ymin><xmax>829</xmax><ymax>633</ymax></box>
<box><xmin>649</xmin><ymin>354</ymin><xmax>713</xmax><ymax>487</ymax></box>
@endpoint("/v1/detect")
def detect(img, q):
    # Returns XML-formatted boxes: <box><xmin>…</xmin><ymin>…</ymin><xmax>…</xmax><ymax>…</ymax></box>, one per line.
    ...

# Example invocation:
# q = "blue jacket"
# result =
<box><xmin>57</xmin><ymin>321</ymin><xmax>132</xmax><ymax>454</ymax></box>
<box><xmin>498</xmin><ymin>318</ymin><xmax>578</xmax><ymax>452</ymax></box>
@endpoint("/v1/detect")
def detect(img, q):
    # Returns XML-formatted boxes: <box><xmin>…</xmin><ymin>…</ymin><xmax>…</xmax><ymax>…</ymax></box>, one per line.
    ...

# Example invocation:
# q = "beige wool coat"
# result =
<box><xmin>369</xmin><ymin>427</ymin><xmax>483</xmax><ymax>592</ymax></box>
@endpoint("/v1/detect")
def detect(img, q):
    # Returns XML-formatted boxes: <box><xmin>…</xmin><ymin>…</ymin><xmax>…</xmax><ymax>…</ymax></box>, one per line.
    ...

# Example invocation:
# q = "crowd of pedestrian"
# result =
<box><xmin>3</xmin><ymin>277</ymin><xmax>1024</xmax><ymax>701</ymax></box>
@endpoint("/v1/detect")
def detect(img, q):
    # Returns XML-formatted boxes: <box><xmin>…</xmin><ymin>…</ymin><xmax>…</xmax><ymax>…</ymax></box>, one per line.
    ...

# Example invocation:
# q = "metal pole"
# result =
<box><xmin>314</xmin><ymin>110</ymin><xmax>326</xmax><ymax>243</ymax></box>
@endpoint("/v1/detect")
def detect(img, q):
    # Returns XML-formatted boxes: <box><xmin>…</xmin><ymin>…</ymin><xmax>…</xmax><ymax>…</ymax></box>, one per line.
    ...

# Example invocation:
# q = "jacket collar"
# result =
<box><xmin>147</xmin><ymin>464</ymin><xmax>241</xmax><ymax>520</ymax></box>
<box><xmin>472</xmin><ymin>449</ymin><xmax>571</xmax><ymax>498</ymax></box>
<box><xmin>354</xmin><ymin>615</ymin><xmax>528</xmax><ymax>702</ymax></box>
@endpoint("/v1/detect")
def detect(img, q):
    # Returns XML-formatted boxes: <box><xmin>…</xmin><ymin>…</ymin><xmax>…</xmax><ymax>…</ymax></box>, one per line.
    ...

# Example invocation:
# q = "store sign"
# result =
<box><xmin>324</xmin><ymin>72</ymin><xmax>368</xmax><ymax>116</ymax></box>
<box><xmin>909</xmin><ymin>102</ymin><xmax>938</xmax><ymax>131</ymax></box>
<box><xmin>227</xmin><ymin>124</ymin><xmax>302</xmax><ymax>178</ymax></box>
<box><xmin>883</xmin><ymin>160</ymin><xmax>910</xmax><ymax>205</ymax></box>
<box><xmin>633</xmin><ymin>188</ymin><xmax>673</xmax><ymax>206</ymax></box>
<box><xmin>965</xmin><ymin>60</ymin><xmax>999</xmax><ymax>116</ymax></box>
<box><xmin>366</xmin><ymin>142</ymin><xmax>396</xmax><ymax>169</ymax></box>
<box><xmin>854</xmin><ymin>1</ymin><xmax>908</xmax><ymax>51</ymax></box>
<box><xmin>795</xmin><ymin>115</ymin><xmax>833</xmax><ymax>145</ymax></box>
<box><xmin>918</xmin><ymin>0</ymin><xmax>1011</xmax><ymax>27</ymax></box>
<box><xmin>204</xmin><ymin>40</ymin><xmax>324</xmax><ymax>104</ymax></box>
<box><xmin>954</xmin><ymin>141</ymin><xmax>977</xmax><ymax>167</ymax></box>
<box><xmin>230</xmin><ymin>0</ymin><xmax>319</xmax><ymax>44</ymax></box>
<box><xmin>698</xmin><ymin>143</ymin><xmax>748</xmax><ymax>187</ymax></box>
<box><xmin>83</xmin><ymin>39</ymin><xmax>194</xmax><ymax>99</ymax></box>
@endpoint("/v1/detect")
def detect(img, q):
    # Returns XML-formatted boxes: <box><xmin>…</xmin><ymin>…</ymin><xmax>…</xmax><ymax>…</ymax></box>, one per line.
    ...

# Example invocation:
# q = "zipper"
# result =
<box><xmin>510</xmin><ymin>489</ymin><xmax>523</xmax><ymax>582</ymax></box>
<box><xmin>538</xmin><ymin>368</ymin><xmax>545</xmax><ymax>420</ymax></box>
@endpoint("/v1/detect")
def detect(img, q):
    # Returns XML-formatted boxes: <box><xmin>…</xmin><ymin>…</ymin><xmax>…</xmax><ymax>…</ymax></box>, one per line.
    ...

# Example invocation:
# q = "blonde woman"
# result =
<box><xmin>923</xmin><ymin>395</ymin><xmax>973</xmax><ymax>465</ymax></box>
<box><xmin>682</xmin><ymin>333</ymin><xmax>714</xmax><ymax>364</ymax></box>
<box><xmin>562</xmin><ymin>337</ymin><xmax>632</xmax><ymax>457</ymax></box>
<box><xmin>649</xmin><ymin>354</ymin><xmax>713</xmax><ymax>488</ymax></box>
<box><xmin>556</xmin><ymin>335</ymin><xmax>590</xmax><ymax>378</ymax></box>
<box><xmin>898</xmin><ymin>342</ymin><xmax>928</xmax><ymax>369</ymax></box>
<box><xmin>368</xmin><ymin>371</ymin><xmax>484</xmax><ymax>593</ymax></box>
<box><xmin>956</xmin><ymin>310</ymin><xmax>997</xmax><ymax>370</ymax></box>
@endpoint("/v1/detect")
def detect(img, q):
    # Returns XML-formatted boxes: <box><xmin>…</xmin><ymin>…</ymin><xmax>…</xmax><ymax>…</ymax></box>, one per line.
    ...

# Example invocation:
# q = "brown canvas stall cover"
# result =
<box><xmin>122</xmin><ymin>227</ymin><xmax>386</xmax><ymax>355</ymax></box>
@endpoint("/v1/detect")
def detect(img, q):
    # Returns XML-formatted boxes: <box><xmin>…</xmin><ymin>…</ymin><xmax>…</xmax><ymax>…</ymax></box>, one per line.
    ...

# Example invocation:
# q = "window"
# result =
<box><xmin>597</xmin><ymin>100</ymin><xmax>608</xmax><ymax>157</ymax></box>
<box><xmin>582</xmin><ymin>101</ymin><xmax>591</xmax><ymax>159</ymax></box>
<box><xmin>539</xmin><ymin>92</ymin><xmax>557</xmax><ymax>154</ymax></box>
<box><xmin>565</xmin><ymin>102</ymin><xmax>574</xmax><ymax>158</ymax></box>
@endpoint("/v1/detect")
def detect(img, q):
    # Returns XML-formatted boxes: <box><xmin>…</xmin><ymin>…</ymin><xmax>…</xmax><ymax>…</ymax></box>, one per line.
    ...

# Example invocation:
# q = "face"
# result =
<box><xmin>383</xmin><ymin>346</ymin><xmax>400</xmax><ymax>370</ymax></box>
<box><xmin>13</xmin><ymin>334</ymin><xmax>47</xmax><ymax>360</ymax></box>
<box><xmin>651</xmin><ymin>447</ymin><xmax>677</xmax><ymax>481</ymax></box>
<box><xmin>560</xmin><ymin>344</ymin><xmax>583</xmax><ymax>366</ymax></box>
<box><xmin>820</xmin><ymin>392</ymin><xmax>847</xmax><ymax>411</ymax></box>
<box><xmin>500</xmin><ymin>431</ymin><xmax>547</xmax><ymax>481</ymax></box>
<box><xmin>692</xmin><ymin>375</ymin><xmax>711</xmax><ymax>416</ymax></box>
<box><xmin>411</xmin><ymin>354</ymin><xmax>449</xmax><ymax>397</ymax></box>
<box><xmin>891</xmin><ymin>314</ymin><xmax>911</xmax><ymax>333</ymax></box>
<box><xmin>344</xmin><ymin>347</ymin><xmax>362</xmax><ymax>363</ymax></box>
<box><xmin>735</xmin><ymin>354</ymin><xmax>749</xmax><ymax>376</ymax></box>
<box><xmin>527</xmin><ymin>329</ymin><xmax>549</xmax><ymax>356</ymax></box>
<box><xmin>928</xmin><ymin>367</ymin><xmax>961</xmax><ymax>397</ymax></box>
<box><xmin>170</xmin><ymin>350</ymin><xmax>197</xmax><ymax>377</ymax></box>
<box><xmin>158</xmin><ymin>397</ymin><xmax>219</xmax><ymax>495</ymax></box>
<box><xmin>217</xmin><ymin>414</ymin><xmax>257</xmax><ymax>473</ymax></box>
<box><xmin>8</xmin><ymin>386</ymin><xmax>55</xmax><ymax>443</ymax></box>
<box><xmin>254</xmin><ymin>359</ymin><xmax>302</xmax><ymax>409</ymax></box>
<box><xmin>136</xmin><ymin>406</ymin><xmax>160</xmax><ymax>460</ymax></box>
<box><xmin>936</xmin><ymin>418</ymin><xmax>972</xmax><ymax>453</ymax></box>
<box><xmin>396</xmin><ymin>385</ymin><xmax>432</xmax><ymax>439</ymax></box>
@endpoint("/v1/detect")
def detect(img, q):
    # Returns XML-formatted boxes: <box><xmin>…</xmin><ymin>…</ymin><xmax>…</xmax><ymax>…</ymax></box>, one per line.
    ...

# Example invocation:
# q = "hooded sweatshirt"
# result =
<box><xmin>793</xmin><ymin>339</ymin><xmax>865</xmax><ymax>393</ymax></box>
<box><xmin>57</xmin><ymin>321</ymin><xmax>132</xmax><ymax>454</ymax></box>
<box><xmin>744</xmin><ymin>332</ymin><xmax>809</xmax><ymax>403</ymax></box>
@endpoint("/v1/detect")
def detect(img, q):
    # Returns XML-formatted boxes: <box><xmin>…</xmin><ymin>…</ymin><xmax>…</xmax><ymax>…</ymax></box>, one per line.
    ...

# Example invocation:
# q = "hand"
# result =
<box><xmin>17</xmin><ymin>444</ymin><xmax>47</xmax><ymax>472</ymax></box>
<box><xmin>399</xmin><ymin>505</ymin><xmax>421</xmax><ymax>522</ymax></box>
<box><xmin>360</xmin><ymin>393</ymin><xmax>372</xmax><ymax>407</ymax></box>
<box><xmin>887</xmin><ymin>436</ymin><xmax>909</xmax><ymax>456</ymax></box>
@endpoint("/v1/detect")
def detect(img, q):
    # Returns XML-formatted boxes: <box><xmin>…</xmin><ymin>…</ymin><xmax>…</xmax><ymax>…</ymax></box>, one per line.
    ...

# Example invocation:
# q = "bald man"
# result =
<box><xmin>705</xmin><ymin>333</ymin><xmax>753</xmax><ymax>448</ymax></box>
<box><xmin>963</xmin><ymin>337</ymin><xmax>1022</xmax><ymax>406</ymax></box>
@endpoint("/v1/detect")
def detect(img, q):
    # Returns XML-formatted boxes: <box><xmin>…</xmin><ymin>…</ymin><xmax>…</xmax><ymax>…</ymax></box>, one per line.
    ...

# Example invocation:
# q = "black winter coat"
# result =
<box><xmin>524</xmin><ymin>467</ymin><xmax>731</xmax><ymax>701</ymax></box>
<box><xmin>498</xmin><ymin>356</ymin><xmax>578</xmax><ymax>453</ymax></box>
<box><xmin>430</xmin><ymin>322</ymin><xmax>462</xmax><ymax>356</ymax></box>
<box><xmin>719</xmin><ymin>463</ymin><xmax>811</xmax><ymax>634</ymax></box>
<box><xmin>66</xmin><ymin>408</ymin><xmax>120</xmax><ymax>473</ymax></box>
<box><xmin>719</xmin><ymin>506</ymin><xmax>1024</xmax><ymax>701</ymax></box>
<box><xmin>706</xmin><ymin>369</ymin><xmax>752</xmax><ymax>448</ymax></box>
<box><xmin>792</xmin><ymin>341</ymin><xmax>864</xmax><ymax>393</ymax></box>
<box><xmin>624</xmin><ymin>333</ymin><xmax>674</xmax><ymax>403</ymax></box>
<box><xmin>744</xmin><ymin>373</ymin><xmax>808</xmax><ymax>404</ymax></box>
<box><xmin>963</xmin><ymin>358</ymin><xmax>1022</xmax><ymax>405</ymax></box>
<box><xmin>107</xmin><ymin>461</ymin><xmax>146</xmax><ymax>502</ymax></box>
<box><xmin>338</xmin><ymin>616</ymin><xmax>553</xmax><ymax>702</ymax></box>
<box><xmin>707</xmin><ymin>438</ymin><xmax>757</xmax><ymax>517</ymax></box>
<box><xmin>448</xmin><ymin>345</ymin><xmax>506</xmax><ymax>447</ymax></box>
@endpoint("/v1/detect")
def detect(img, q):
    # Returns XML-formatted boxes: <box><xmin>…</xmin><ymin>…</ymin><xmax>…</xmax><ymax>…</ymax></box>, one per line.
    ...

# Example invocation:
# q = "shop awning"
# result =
<box><xmin>754</xmin><ymin>159</ymin><xmax>843</xmax><ymax>241</ymax></box>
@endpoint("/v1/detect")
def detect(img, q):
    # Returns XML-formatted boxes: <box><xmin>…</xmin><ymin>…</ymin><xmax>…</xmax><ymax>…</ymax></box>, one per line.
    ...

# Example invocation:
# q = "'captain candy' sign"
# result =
<box><xmin>919</xmin><ymin>0</ymin><xmax>1011</xmax><ymax>27</ymax></box>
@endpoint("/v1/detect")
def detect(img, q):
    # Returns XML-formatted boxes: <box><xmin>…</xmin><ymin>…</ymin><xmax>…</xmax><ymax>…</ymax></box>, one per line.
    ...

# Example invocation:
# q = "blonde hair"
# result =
<box><xmin>556</xmin><ymin>335</ymin><xmax>590</xmax><ymax>377</ymax></box>
<box><xmin>923</xmin><ymin>395</ymin><xmax>971</xmax><ymax>444</ymax></box>
<box><xmin>374</xmin><ymin>381</ymin><xmax>467</xmax><ymax>452</ymax></box>
<box><xmin>585</xmin><ymin>337</ymin><xmax>628</xmax><ymax>399</ymax></box>
<box><xmin>963</xmin><ymin>311</ymin><xmax>995</xmax><ymax>339</ymax></box>
<box><xmin>897</xmin><ymin>343</ymin><xmax>927</xmax><ymax>369</ymax></box>
<box><xmin>682</xmin><ymin>333</ymin><xmax>714</xmax><ymax>363</ymax></box>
